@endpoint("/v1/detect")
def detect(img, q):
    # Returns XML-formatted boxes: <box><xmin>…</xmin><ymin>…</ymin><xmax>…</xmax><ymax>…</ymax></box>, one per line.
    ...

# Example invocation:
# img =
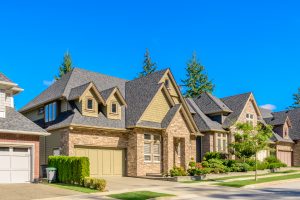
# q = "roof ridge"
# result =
<box><xmin>129</xmin><ymin>68</ymin><xmax>169</xmax><ymax>83</ymax></box>
<box><xmin>73</xmin><ymin>67</ymin><xmax>128</xmax><ymax>82</ymax></box>
<box><xmin>206</xmin><ymin>92</ymin><xmax>230</xmax><ymax>112</ymax></box>
<box><xmin>62</xmin><ymin>68</ymin><xmax>80</xmax><ymax>97</ymax></box>
<box><xmin>221</xmin><ymin>92</ymin><xmax>252</xmax><ymax>100</ymax></box>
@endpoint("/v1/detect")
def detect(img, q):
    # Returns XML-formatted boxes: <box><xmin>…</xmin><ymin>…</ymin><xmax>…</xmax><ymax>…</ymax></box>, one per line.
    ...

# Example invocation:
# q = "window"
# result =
<box><xmin>216</xmin><ymin>133</ymin><xmax>228</xmax><ymax>152</ymax></box>
<box><xmin>246</xmin><ymin>113</ymin><xmax>254</xmax><ymax>125</ymax></box>
<box><xmin>165</xmin><ymin>79</ymin><xmax>170</xmax><ymax>89</ymax></box>
<box><xmin>144</xmin><ymin>134</ymin><xmax>161</xmax><ymax>162</ymax></box>
<box><xmin>111</xmin><ymin>102</ymin><xmax>118</xmax><ymax>114</ymax></box>
<box><xmin>87</xmin><ymin>99</ymin><xmax>93</xmax><ymax>110</ymax></box>
<box><xmin>53</xmin><ymin>148</ymin><xmax>61</xmax><ymax>156</ymax></box>
<box><xmin>13</xmin><ymin>148</ymin><xmax>28</xmax><ymax>152</ymax></box>
<box><xmin>38</xmin><ymin>107</ymin><xmax>44</xmax><ymax>115</ymax></box>
<box><xmin>0</xmin><ymin>147</ymin><xmax>9</xmax><ymax>152</ymax></box>
<box><xmin>45</xmin><ymin>102</ymin><xmax>57</xmax><ymax>122</ymax></box>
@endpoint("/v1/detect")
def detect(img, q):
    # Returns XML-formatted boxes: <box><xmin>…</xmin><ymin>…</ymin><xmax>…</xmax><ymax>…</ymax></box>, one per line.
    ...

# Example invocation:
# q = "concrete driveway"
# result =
<box><xmin>0</xmin><ymin>183</ymin><xmax>80</xmax><ymax>200</ymax></box>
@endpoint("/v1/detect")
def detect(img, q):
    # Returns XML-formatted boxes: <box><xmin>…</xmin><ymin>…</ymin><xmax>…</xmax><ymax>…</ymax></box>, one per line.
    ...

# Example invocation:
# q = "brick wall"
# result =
<box><xmin>293</xmin><ymin>140</ymin><xmax>300</xmax><ymax>166</ymax></box>
<box><xmin>0</xmin><ymin>133</ymin><xmax>40</xmax><ymax>180</ymax></box>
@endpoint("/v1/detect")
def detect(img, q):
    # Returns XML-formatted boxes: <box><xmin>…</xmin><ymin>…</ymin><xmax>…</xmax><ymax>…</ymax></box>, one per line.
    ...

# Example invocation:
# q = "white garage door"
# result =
<box><xmin>0</xmin><ymin>146</ymin><xmax>31</xmax><ymax>183</ymax></box>
<box><xmin>278</xmin><ymin>151</ymin><xmax>292</xmax><ymax>167</ymax></box>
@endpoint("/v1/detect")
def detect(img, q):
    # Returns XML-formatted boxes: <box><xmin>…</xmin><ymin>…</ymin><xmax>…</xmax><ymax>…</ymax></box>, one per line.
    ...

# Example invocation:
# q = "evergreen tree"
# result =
<box><xmin>138</xmin><ymin>49</ymin><xmax>157</xmax><ymax>77</ymax></box>
<box><xmin>182</xmin><ymin>53</ymin><xmax>214</xmax><ymax>98</ymax></box>
<box><xmin>289</xmin><ymin>88</ymin><xmax>300</xmax><ymax>109</ymax></box>
<box><xmin>55</xmin><ymin>51</ymin><xmax>73</xmax><ymax>80</ymax></box>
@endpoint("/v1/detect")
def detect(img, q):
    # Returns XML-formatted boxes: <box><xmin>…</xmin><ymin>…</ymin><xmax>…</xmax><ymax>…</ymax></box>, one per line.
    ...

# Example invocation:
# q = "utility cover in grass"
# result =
<box><xmin>108</xmin><ymin>191</ymin><xmax>175</xmax><ymax>200</ymax></box>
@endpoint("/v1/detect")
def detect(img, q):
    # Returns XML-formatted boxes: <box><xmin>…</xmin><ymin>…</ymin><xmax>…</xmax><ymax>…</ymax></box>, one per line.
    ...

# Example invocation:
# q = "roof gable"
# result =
<box><xmin>193</xmin><ymin>92</ymin><xmax>232</xmax><ymax>115</ymax></box>
<box><xmin>101</xmin><ymin>87</ymin><xmax>127</xmax><ymax>106</ymax></box>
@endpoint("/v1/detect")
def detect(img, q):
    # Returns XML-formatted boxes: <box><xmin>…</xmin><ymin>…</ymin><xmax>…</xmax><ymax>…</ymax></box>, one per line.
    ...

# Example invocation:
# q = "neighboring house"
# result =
<box><xmin>261</xmin><ymin>108</ymin><xmax>300</xmax><ymax>166</ymax></box>
<box><xmin>20</xmin><ymin>68</ymin><xmax>201</xmax><ymax>177</ymax></box>
<box><xmin>0</xmin><ymin>73</ymin><xmax>49</xmax><ymax>183</ymax></box>
<box><xmin>186</xmin><ymin>92</ymin><xmax>268</xmax><ymax>161</ymax></box>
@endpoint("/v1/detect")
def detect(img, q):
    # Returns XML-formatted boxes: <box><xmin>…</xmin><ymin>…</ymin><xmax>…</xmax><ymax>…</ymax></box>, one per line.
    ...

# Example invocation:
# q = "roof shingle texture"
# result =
<box><xmin>221</xmin><ymin>92</ymin><xmax>252</xmax><ymax>128</ymax></box>
<box><xmin>0</xmin><ymin>73</ymin><xmax>13</xmax><ymax>83</ymax></box>
<box><xmin>0</xmin><ymin>107</ymin><xmax>47</xmax><ymax>134</ymax></box>
<box><xmin>20</xmin><ymin>68</ymin><xmax>127</xmax><ymax>112</ymax></box>
<box><xmin>193</xmin><ymin>92</ymin><xmax>232</xmax><ymax>115</ymax></box>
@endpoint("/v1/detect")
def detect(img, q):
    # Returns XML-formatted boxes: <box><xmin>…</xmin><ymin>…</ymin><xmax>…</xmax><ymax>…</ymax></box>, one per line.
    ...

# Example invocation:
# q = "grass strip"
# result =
<box><xmin>108</xmin><ymin>191</ymin><xmax>175</xmax><ymax>200</ymax></box>
<box><xmin>216</xmin><ymin>173</ymin><xmax>300</xmax><ymax>188</ymax></box>
<box><xmin>48</xmin><ymin>183</ymin><xmax>99</xmax><ymax>193</ymax></box>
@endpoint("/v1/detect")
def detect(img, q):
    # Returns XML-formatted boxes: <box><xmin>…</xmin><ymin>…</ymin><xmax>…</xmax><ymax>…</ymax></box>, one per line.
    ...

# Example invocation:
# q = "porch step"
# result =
<box><xmin>138</xmin><ymin>176</ymin><xmax>176</xmax><ymax>182</ymax></box>
<box><xmin>146</xmin><ymin>173</ymin><xmax>164</xmax><ymax>177</ymax></box>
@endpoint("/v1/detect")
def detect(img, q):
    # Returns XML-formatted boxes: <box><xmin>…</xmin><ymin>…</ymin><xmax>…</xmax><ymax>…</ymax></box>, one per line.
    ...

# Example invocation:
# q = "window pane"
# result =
<box><xmin>218</xmin><ymin>139</ymin><xmax>221</xmax><ymax>151</ymax></box>
<box><xmin>144</xmin><ymin>155</ymin><xmax>151</xmax><ymax>161</ymax></box>
<box><xmin>87</xmin><ymin>99</ymin><xmax>93</xmax><ymax>109</ymax></box>
<box><xmin>144</xmin><ymin>143</ymin><xmax>151</xmax><ymax>154</ymax></box>
<box><xmin>52</xmin><ymin>102</ymin><xmax>57</xmax><ymax>121</ymax></box>
<box><xmin>153</xmin><ymin>143</ymin><xmax>160</xmax><ymax>154</ymax></box>
<box><xmin>153</xmin><ymin>155</ymin><xmax>160</xmax><ymax>162</ymax></box>
<box><xmin>154</xmin><ymin>135</ymin><xmax>160</xmax><ymax>141</ymax></box>
<box><xmin>49</xmin><ymin>103</ymin><xmax>53</xmax><ymax>121</ymax></box>
<box><xmin>111</xmin><ymin>103</ymin><xmax>117</xmax><ymax>113</ymax></box>
<box><xmin>13</xmin><ymin>148</ymin><xmax>28</xmax><ymax>152</ymax></box>
<box><xmin>0</xmin><ymin>147</ymin><xmax>9</xmax><ymax>152</ymax></box>
<box><xmin>45</xmin><ymin>105</ymin><xmax>49</xmax><ymax>122</ymax></box>
<box><xmin>144</xmin><ymin>134</ymin><xmax>151</xmax><ymax>140</ymax></box>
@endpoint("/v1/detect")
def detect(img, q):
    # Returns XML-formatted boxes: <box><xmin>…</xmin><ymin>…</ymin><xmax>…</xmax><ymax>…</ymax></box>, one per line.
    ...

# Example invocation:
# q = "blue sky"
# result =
<box><xmin>0</xmin><ymin>0</ymin><xmax>299</xmax><ymax>111</ymax></box>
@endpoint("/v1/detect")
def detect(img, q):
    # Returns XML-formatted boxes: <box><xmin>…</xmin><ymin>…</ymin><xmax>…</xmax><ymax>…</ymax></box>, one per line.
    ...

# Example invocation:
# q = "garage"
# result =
<box><xmin>0</xmin><ymin>146</ymin><xmax>31</xmax><ymax>183</ymax></box>
<box><xmin>75</xmin><ymin>147</ymin><xmax>125</xmax><ymax>177</ymax></box>
<box><xmin>277</xmin><ymin>151</ymin><xmax>292</xmax><ymax>167</ymax></box>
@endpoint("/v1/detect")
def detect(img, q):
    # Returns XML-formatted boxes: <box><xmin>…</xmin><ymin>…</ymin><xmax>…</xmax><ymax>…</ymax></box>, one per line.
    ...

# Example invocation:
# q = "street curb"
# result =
<box><xmin>242</xmin><ymin>178</ymin><xmax>300</xmax><ymax>188</ymax></box>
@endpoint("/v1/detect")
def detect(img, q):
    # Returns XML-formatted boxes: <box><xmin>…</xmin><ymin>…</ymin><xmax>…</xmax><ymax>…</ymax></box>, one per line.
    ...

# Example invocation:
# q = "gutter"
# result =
<box><xmin>0</xmin><ymin>129</ymin><xmax>50</xmax><ymax>136</ymax></box>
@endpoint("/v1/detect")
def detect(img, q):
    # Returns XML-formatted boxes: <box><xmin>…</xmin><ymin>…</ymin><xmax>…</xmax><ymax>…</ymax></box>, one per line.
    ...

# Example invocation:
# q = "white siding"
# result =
<box><xmin>0</xmin><ymin>90</ymin><xmax>6</xmax><ymax>118</ymax></box>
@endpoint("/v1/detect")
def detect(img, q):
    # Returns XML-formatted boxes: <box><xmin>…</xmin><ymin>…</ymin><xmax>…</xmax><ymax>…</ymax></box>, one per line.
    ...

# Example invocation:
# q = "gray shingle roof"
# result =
<box><xmin>260</xmin><ymin>107</ymin><xmax>273</xmax><ymax>119</ymax></box>
<box><xmin>68</xmin><ymin>82</ymin><xmax>92</xmax><ymax>100</ymax></box>
<box><xmin>100</xmin><ymin>87</ymin><xmax>116</xmax><ymax>101</ymax></box>
<box><xmin>273</xmin><ymin>109</ymin><xmax>300</xmax><ymax>140</ymax></box>
<box><xmin>193</xmin><ymin>92</ymin><xmax>232</xmax><ymax>115</ymax></box>
<box><xmin>0</xmin><ymin>107</ymin><xmax>48</xmax><ymax>135</ymax></box>
<box><xmin>20</xmin><ymin>68</ymin><xmax>127</xmax><ymax>112</ymax></box>
<box><xmin>161</xmin><ymin>104</ymin><xmax>181</xmax><ymax>128</ymax></box>
<box><xmin>0</xmin><ymin>73</ymin><xmax>12</xmax><ymax>83</ymax></box>
<box><xmin>221</xmin><ymin>92</ymin><xmax>252</xmax><ymax>128</ymax></box>
<box><xmin>264</xmin><ymin>111</ymin><xmax>288</xmax><ymax>126</ymax></box>
<box><xmin>125</xmin><ymin>69</ymin><xmax>168</xmax><ymax>127</ymax></box>
<box><xmin>186</xmin><ymin>98</ymin><xmax>225</xmax><ymax>132</ymax></box>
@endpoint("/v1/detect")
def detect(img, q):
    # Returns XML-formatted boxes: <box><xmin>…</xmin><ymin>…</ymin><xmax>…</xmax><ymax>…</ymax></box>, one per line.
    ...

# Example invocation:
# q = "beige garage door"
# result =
<box><xmin>278</xmin><ymin>151</ymin><xmax>292</xmax><ymax>167</ymax></box>
<box><xmin>75</xmin><ymin>147</ymin><xmax>125</xmax><ymax>177</ymax></box>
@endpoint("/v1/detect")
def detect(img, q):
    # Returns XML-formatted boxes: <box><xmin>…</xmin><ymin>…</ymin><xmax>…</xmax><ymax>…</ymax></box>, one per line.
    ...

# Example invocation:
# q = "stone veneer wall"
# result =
<box><xmin>202</xmin><ymin>132</ymin><xmax>214</xmax><ymax>156</ymax></box>
<box><xmin>163</xmin><ymin>110</ymin><xmax>192</xmax><ymax>174</ymax></box>
<box><xmin>128</xmin><ymin>128</ymin><xmax>162</xmax><ymax>177</ymax></box>
<box><xmin>67</xmin><ymin>128</ymin><xmax>128</xmax><ymax>156</ymax></box>
<box><xmin>0</xmin><ymin>133</ymin><xmax>40</xmax><ymax>180</ymax></box>
<box><xmin>293</xmin><ymin>140</ymin><xmax>300</xmax><ymax>166</ymax></box>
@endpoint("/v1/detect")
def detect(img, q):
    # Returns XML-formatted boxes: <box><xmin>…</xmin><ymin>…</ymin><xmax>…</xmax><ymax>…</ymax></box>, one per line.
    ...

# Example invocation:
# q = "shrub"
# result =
<box><xmin>188</xmin><ymin>162</ymin><xmax>203</xmax><ymax>176</ymax></box>
<box><xmin>265</xmin><ymin>156</ymin><xmax>281</xmax><ymax>164</ymax></box>
<box><xmin>195</xmin><ymin>168</ymin><xmax>211</xmax><ymax>175</ymax></box>
<box><xmin>83</xmin><ymin>177</ymin><xmax>92</xmax><ymax>188</ymax></box>
<box><xmin>48</xmin><ymin>156</ymin><xmax>90</xmax><ymax>184</ymax></box>
<box><xmin>202</xmin><ymin>159</ymin><xmax>227</xmax><ymax>174</ymax></box>
<box><xmin>83</xmin><ymin>177</ymin><xmax>106</xmax><ymax>191</ymax></box>
<box><xmin>222</xmin><ymin>159</ymin><xmax>237</xmax><ymax>168</ymax></box>
<box><xmin>170</xmin><ymin>166</ymin><xmax>187</xmax><ymax>177</ymax></box>
<box><xmin>230</xmin><ymin>163</ymin><xmax>250</xmax><ymax>172</ymax></box>
<box><xmin>203</xmin><ymin>152</ymin><xmax>222</xmax><ymax>161</ymax></box>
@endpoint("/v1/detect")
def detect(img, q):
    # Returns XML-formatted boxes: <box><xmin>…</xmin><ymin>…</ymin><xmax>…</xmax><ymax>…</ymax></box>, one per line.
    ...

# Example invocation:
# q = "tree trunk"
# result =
<box><xmin>255</xmin><ymin>152</ymin><xmax>258</xmax><ymax>181</ymax></box>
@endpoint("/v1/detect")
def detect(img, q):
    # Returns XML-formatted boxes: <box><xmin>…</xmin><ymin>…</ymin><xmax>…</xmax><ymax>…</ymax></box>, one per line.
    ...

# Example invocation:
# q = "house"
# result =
<box><xmin>186</xmin><ymin>92</ymin><xmax>269</xmax><ymax>161</ymax></box>
<box><xmin>20</xmin><ymin>68</ymin><xmax>201</xmax><ymax>177</ymax></box>
<box><xmin>261</xmin><ymin>108</ymin><xmax>300</xmax><ymax>166</ymax></box>
<box><xmin>0</xmin><ymin>73</ymin><xmax>49</xmax><ymax>183</ymax></box>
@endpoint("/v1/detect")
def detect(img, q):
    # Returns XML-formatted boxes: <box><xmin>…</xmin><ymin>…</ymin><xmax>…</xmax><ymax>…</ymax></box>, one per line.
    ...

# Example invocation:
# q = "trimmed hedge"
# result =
<box><xmin>83</xmin><ymin>177</ymin><xmax>106</xmax><ymax>191</ymax></box>
<box><xmin>48</xmin><ymin>156</ymin><xmax>90</xmax><ymax>184</ymax></box>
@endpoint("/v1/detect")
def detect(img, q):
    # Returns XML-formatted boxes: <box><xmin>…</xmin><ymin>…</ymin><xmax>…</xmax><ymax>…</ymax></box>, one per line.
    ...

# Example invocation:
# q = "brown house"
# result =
<box><xmin>261</xmin><ymin>108</ymin><xmax>299</xmax><ymax>166</ymax></box>
<box><xmin>20</xmin><ymin>68</ymin><xmax>202</xmax><ymax>177</ymax></box>
<box><xmin>0</xmin><ymin>73</ymin><xmax>49</xmax><ymax>183</ymax></box>
<box><xmin>186</xmin><ymin>92</ymin><xmax>269</xmax><ymax>160</ymax></box>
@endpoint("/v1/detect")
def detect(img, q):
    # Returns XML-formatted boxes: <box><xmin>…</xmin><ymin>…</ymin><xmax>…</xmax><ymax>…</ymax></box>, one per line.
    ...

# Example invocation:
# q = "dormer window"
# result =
<box><xmin>87</xmin><ymin>98</ymin><xmax>94</xmax><ymax>110</ymax></box>
<box><xmin>165</xmin><ymin>79</ymin><xmax>170</xmax><ymax>89</ymax></box>
<box><xmin>45</xmin><ymin>102</ymin><xmax>57</xmax><ymax>122</ymax></box>
<box><xmin>111</xmin><ymin>102</ymin><xmax>118</xmax><ymax>114</ymax></box>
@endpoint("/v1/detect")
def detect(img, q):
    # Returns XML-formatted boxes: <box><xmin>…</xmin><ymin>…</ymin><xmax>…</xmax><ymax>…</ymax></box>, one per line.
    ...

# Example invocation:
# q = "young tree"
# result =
<box><xmin>55</xmin><ymin>51</ymin><xmax>73</xmax><ymax>80</ymax></box>
<box><xmin>138</xmin><ymin>48</ymin><xmax>157</xmax><ymax>77</ymax></box>
<box><xmin>289</xmin><ymin>88</ymin><xmax>300</xmax><ymax>109</ymax></box>
<box><xmin>181</xmin><ymin>52</ymin><xmax>214</xmax><ymax>98</ymax></box>
<box><xmin>230</xmin><ymin>123</ymin><xmax>273</xmax><ymax>181</ymax></box>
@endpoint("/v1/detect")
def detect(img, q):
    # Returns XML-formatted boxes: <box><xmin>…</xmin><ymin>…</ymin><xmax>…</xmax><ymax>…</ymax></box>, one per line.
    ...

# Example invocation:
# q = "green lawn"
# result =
<box><xmin>216</xmin><ymin>173</ymin><xmax>300</xmax><ymax>188</ymax></box>
<box><xmin>108</xmin><ymin>191</ymin><xmax>175</xmax><ymax>200</ymax></box>
<box><xmin>180</xmin><ymin>170</ymin><xmax>299</xmax><ymax>183</ymax></box>
<box><xmin>48</xmin><ymin>183</ymin><xmax>99</xmax><ymax>193</ymax></box>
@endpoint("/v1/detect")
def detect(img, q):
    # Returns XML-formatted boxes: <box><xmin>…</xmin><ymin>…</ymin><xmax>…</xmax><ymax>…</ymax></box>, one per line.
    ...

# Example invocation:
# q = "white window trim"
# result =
<box><xmin>144</xmin><ymin>134</ymin><xmax>161</xmax><ymax>163</ymax></box>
